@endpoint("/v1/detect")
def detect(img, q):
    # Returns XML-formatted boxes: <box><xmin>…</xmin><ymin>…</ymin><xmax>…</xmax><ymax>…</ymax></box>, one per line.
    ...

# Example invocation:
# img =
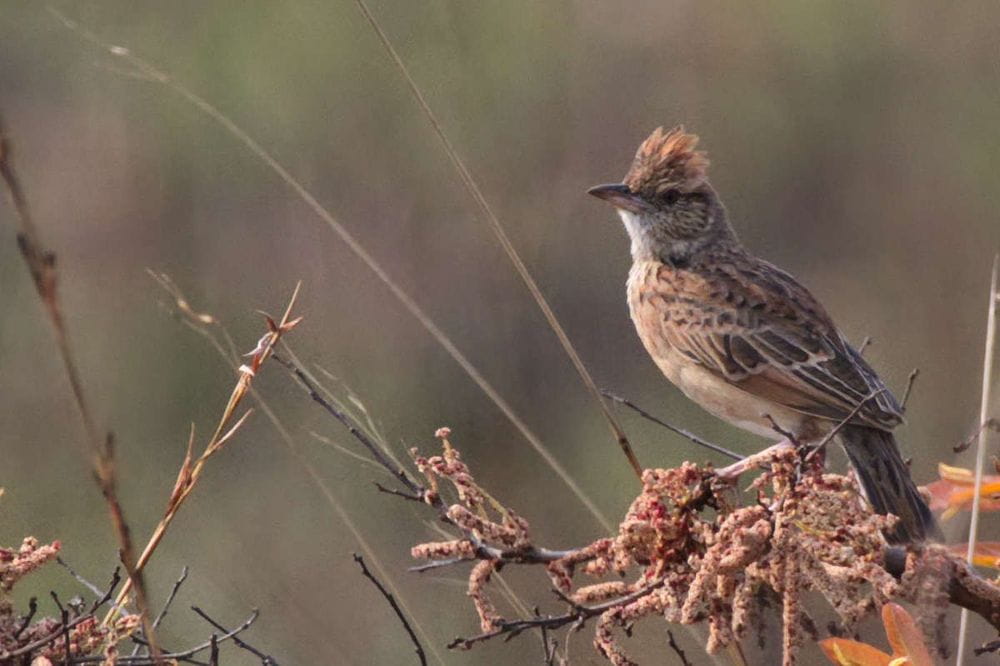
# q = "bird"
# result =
<box><xmin>588</xmin><ymin>126</ymin><xmax>936</xmax><ymax>543</ymax></box>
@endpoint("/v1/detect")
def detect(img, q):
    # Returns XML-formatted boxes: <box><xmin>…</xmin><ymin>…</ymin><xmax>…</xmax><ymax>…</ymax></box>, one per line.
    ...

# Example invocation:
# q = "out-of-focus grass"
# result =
<box><xmin>1</xmin><ymin>2</ymin><xmax>998</xmax><ymax>663</ymax></box>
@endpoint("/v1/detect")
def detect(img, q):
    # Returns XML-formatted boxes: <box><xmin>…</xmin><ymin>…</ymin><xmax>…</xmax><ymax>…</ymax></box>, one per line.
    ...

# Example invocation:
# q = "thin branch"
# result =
<box><xmin>803</xmin><ymin>389</ymin><xmax>886</xmax><ymax>462</ymax></box>
<box><xmin>447</xmin><ymin>580</ymin><xmax>665</xmax><ymax>650</ymax></box>
<box><xmin>957</xmin><ymin>253</ymin><xmax>1000</xmax><ymax>665</ymax></box>
<box><xmin>953</xmin><ymin>418</ymin><xmax>1000</xmax><ymax>454</ymax></box>
<box><xmin>273</xmin><ymin>353</ymin><xmax>421</xmax><ymax>496</ymax></box>
<box><xmin>88</xmin><ymin>567</ymin><xmax>123</xmax><ymax>614</ymax></box>
<box><xmin>976</xmin><ymin>637</ymin><xmax>1000</xmax><ymax>656</ymax></box>
<box><xmin>146</xmin><ymin>280</ymin><xmax>448</xmax><ymax>666</ymax></box>
<box><xmin>98</xmin><ymin>433</ymin><xmax>161</xmax><ymax>661</ymax></box>
<box><xmin>666</xmin><ymin>629</ymin><xmax>693</xmax><ymax>666</ymax></box>
<box><xmin>0</xmin><ymin>117</ymin><xmax>160</xmax><ymax>661</ymax></box>
<box><xmin>50</xmin><ymin>591</ymin><xmax>71</xmax><ymax>666</ymax></box>
<box><xmin>57</xmin><ymin>558</ymin><xmax>105</xmax><ymax>600</ymax></box>
<box><xmin>104</xmin><ymin>285</ymin><xmax>301</xmax><ymax>626</ymax></box>
<box><xmin>2</xmin><ymin>612</ymin><xmax>96</xmax><ymax>660</ymax></box>
<box><xmin>191</xmin><ymin>607</ymin><xmax>276</xmax><ymax>665</ymax></box>
<box><xmin>14</xmin><ymin>597</ymin><xmax>37</xmax><ymax>639</ymax></box>
<box><xmin>537</xmin><ymin>606</ymin><xmax>557</xmax><ymax>666</ymax></box>
<box><xmin>3</xmin><ymin>566</ymin><xmax>124</xmax><ymax>660</ymax></box>
<box><xmin>409</xmin><ymin>557</ymin><xmax>469</xmax><ymax>573</ymax></box>
<box><xmin>153</xmin><ymin>566</ymin><xmax>189</xmax><ymax>629</ymax></box>
<box><xmin>353</xmin><ymin>554</ymin><xmax>427</xmax><ymax>666</ymax></box>
<box><xmin>48</xmin><ymin>6</ymin><xmax>612</xmax><ymax>533</ymax></box>
<box><xmin>900</xmin><ymin>368</ymin><xmax>919</xmax><ymax>411</ymax></box>
<box><xmin>276</xmin><ymin>352</ymin><xmax>579</xmax><ymax>566</ymax></box>
<box><xmin>0</xmin><ymin>119</ymin><xmax>96</xmax><ymax>458</ymax></box>
<box><xmin>311</xmin><ymin>431</ymin><xmax>395</xmax><ymax>473</ymax></box>
<box><xmin>857</xmin><ymin>336</ymin><xmax>873</xmax><ymax>356</ymax></box>
<box><xmin>374</xmin><ymin>482</ymin><xmax>424</xmax><ymax>502</ymax></box>
<box><xmin>132</xmin><ymin>566</ymin><xmax>190</xmax><ymax>658</ymax></box>
<box><xmin>72</xmin><ymin>610</ymin><xmax>261</xmax><ymax>665</ymax></box>
<box><xmin>601</xmin><ymin>390</ymin><xmax>742</xmax><ymax>461</ymax></box>
<box><xmin>346</xmin><ymin>0</ymin><xmax>641</xmax><ymax>481</ymax></box>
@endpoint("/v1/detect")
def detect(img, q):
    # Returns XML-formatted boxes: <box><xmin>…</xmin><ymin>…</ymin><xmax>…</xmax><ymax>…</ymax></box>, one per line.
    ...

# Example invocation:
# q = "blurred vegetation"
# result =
<box><xmin>1</xmin><ymin>1</ymin><xmax>998</xmax><ymax>663</ymax></box>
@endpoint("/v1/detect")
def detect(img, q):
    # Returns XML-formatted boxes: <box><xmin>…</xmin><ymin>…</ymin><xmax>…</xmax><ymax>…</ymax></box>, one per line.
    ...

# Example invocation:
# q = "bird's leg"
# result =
<box><xmin>715</xmin><ymin>439</ymin><xmax>795</xmax><ymax>481</ymax></box>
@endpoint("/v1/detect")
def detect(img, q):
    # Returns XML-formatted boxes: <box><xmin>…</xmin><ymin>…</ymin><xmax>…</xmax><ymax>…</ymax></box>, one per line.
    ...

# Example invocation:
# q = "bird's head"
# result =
<box><xmin>589</xmin><ymin>126</ymin><xmax>737</xmax><ymax>265</ymax></box>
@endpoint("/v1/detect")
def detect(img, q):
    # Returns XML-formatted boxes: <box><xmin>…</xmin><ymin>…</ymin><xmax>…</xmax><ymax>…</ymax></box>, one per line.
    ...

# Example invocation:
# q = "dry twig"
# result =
<box><xmin>191</xmin><ymin>607</ymin><xmax>275</xmax><ymax>665</ymax></box>
<box><xmin>601</xmin><ymin>390</ymin><xmax>742</xmax><ymax>461</ymax></box>
<box><xmin>347</xmin><ymin>0</ymin><xmax>641</xmax><ymax>480</ymax></box>
<box><xmin>103</xmin><ymin>284</ymin><xmax>302</xmax><ymax>625</ymax></box>
<box><xmin>49</xmin><ymin>7</ymin><xmax>613</xmax><ymax>534</ymax></box>
<box><xmin>0</xmin><ymin>118</ymin><xmax>159</xmax><ymax>660</ymax></box>
<box><xmin>353</xmin><ymin>553</ymin><xmax>427</xmax><ymax>665</ymax></box>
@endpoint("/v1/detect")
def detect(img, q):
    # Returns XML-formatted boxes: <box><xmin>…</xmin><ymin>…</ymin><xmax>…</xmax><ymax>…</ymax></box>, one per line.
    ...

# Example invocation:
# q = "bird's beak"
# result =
<box><xmin>587</xmin><ymin>183</ymin><xmax>651</xmax><ymax>214</ymax></box>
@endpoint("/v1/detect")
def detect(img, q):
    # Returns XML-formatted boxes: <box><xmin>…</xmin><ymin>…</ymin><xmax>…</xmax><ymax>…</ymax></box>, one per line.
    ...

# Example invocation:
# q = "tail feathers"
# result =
<box><xmin>838</xmin><ymin>425</ymin><xmax>939</xmax><ymax>543</ymax></box>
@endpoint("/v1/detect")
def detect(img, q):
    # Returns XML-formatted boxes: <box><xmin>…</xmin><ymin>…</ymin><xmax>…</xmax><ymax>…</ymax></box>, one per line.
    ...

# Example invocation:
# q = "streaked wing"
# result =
<box><xmin>637</xmin><ymin>257</ymin><xmax>903</xmax><ymax>429</ymax></box>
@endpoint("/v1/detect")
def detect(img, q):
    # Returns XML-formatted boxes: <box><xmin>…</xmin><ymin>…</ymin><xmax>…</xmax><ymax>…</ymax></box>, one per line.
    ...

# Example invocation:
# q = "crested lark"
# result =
<box><xmin>589</xmin><ymin>126</ymin><xmax>936</xmax><ymax>543</ymax></box>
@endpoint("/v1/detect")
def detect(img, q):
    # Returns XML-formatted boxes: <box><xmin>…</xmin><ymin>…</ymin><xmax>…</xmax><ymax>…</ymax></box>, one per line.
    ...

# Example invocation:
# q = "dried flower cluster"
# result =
<box><xmin>0</xmin><ymin>536</ymin><xmax>139</xmax><ymax>664</ymax></box>
<box><xmin>0</xmin><ymin>537</ymin><xmax>60</xmax><ymax>592</ymax></box>
<box><xmin>409</xmin><ymin>435</ymin><xmax>947</xmax><ymax>665</ymax></box>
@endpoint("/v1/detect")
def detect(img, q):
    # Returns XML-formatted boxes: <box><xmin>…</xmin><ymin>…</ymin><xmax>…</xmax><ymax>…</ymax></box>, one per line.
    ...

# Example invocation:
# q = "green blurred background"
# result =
<box><xmin>2</xmin><ymin>2</ymin><xmax>999</xmax><ymax>663</ymax></box>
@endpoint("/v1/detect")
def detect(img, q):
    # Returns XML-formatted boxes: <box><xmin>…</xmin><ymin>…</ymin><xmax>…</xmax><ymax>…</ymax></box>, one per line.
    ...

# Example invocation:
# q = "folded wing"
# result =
<box><xmin>641</xmin><ymin>258</ymin><xmax>903</xmax><ymax>430</ymax></box>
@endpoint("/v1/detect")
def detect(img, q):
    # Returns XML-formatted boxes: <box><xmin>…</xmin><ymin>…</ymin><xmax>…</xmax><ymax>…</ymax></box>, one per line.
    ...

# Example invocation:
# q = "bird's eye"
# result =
<box><xmin>663</xmin><ymin>190</ymin><xmax>680</xmax><ymax>205</ymax></box>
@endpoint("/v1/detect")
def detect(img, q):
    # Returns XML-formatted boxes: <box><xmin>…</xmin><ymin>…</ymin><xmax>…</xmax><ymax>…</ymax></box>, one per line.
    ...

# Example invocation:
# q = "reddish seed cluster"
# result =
<box><xmin>0</xmin><ymin>537</ymin><xmax>60</xmax><ymax>592</ymax></box>
<box><xmin>35</xmin><ymin>615</ymin><xmax>141</xmax><ymax>664</ymax></box>
<box><xmin>0</xmin><ymin>535</ymin><xmax>139</xmax><ymax>663</ymax></box>
<box><xmin>410</xmin><ymin>434</ymin><xmax>940</xmax><ymax>666</ymax></box>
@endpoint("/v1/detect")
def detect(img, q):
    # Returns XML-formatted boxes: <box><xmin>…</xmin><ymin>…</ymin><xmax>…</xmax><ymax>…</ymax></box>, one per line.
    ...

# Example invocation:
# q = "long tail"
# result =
<box><xmin>838</xmin><ymin>425</ymin><xmax>939</xmax><ymax>543</ymax></box>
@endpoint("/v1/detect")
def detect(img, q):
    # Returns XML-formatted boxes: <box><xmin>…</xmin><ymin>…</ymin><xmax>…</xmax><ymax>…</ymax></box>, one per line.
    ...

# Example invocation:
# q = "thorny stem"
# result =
<box><xmin>104</xmin><ymin>284</ymin><xmax>302</xmax><ymax>625</ymax></box>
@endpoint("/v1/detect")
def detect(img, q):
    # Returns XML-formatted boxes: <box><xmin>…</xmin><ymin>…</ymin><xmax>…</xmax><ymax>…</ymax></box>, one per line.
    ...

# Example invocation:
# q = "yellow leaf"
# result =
<box><xmin>882</xmin><ymin>603</ymin><xmax>934</xmax><ymax>666</ymax></box>
<box><xmin>946</xmin><ymin>542</ymin><xmax>1000</xmax><ymax>569</ymax></box>
<box><xmin>819</xmin><ymin>638</ymin><xmax>893</xmax><ymax>665</ymax></box>
<box><xmin>938</xmin><ymin>463</ymin><xmax>974</xmax><ymax>484</ymax></box>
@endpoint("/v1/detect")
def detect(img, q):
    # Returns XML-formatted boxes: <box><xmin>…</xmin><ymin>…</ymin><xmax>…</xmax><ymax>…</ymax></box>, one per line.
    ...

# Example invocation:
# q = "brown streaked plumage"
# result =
<box><xmin>589</xmin><ymin>126</ymin><xmax>936</xmax><ymax>543</ymax></box>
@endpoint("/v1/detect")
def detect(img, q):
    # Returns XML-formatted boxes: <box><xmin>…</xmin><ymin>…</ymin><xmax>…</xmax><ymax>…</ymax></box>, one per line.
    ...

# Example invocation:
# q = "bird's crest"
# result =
<box><xmin>624</xmin><ymin>126</ymin><xmax>709</xmax><ymax>196</ymax></box>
